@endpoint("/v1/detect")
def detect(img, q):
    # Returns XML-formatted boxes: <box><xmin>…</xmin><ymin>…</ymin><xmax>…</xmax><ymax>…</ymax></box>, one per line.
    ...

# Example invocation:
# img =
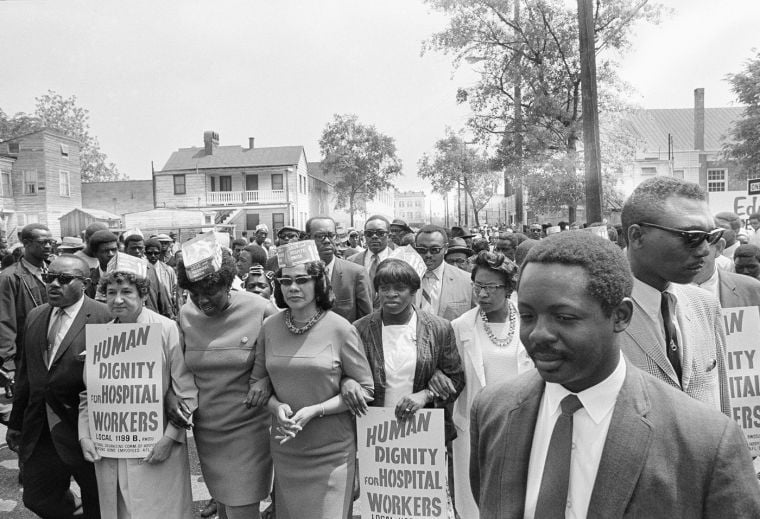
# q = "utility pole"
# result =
<box><xmin>512</xmin><ymin>0</ymin><xmax>525</xmax><ymax>231</ymax></box>
<box><xmin>578</xmin><ymin>0</ymin><xmax>603</xmax><ymax>223</ymax></box>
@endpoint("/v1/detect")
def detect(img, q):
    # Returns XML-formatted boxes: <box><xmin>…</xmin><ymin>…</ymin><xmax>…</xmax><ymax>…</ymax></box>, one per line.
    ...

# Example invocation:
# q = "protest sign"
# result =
<box><xmin>85</xmin><ymin>323</ymin><xmax>164</xmax><ymax>458</ymax></box>
<box><xmin>357</xmin><ymin>408</ymin><xmax>447</xmax><ymax>519</ymax></box>
<box><xmin>723</xmin><ymin>306</ymin><xmax>760</xmax><ymax>456</ymax></box>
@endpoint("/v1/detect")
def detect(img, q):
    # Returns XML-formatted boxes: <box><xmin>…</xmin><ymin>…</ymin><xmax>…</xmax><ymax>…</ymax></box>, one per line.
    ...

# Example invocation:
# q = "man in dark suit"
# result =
<box><xmin>6</xmin><ymin>254</ymin><xmax>112</xmax><ymax>518</ymax></box>
<box><xmin>306</xmin><ymin>216</ymin><xmax>372</xmax><ymax>323</ymax></box>
<box><xmin>471</xmin><ymin>232</ymin><xmax>760</xmax><ymax>518</ymax></box>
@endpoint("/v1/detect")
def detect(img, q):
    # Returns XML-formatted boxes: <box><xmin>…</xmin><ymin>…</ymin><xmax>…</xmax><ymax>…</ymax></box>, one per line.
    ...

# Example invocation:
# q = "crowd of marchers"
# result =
<box><xmin>2</xmin><ymin>175</ymin><xmax>760</xmax><ymax>519</ymax></box>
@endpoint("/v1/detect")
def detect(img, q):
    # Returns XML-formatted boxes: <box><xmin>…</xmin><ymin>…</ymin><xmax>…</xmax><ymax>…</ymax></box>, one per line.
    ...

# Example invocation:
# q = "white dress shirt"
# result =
<box><xmin>692</xmin><ymin>267</ymin><xmax>720</xmax><ymax>301</ymax></box>
<box><xmin>631</xmin><ymin>278</ymin><xmax>684</xmax><ymax>364</ymax></box>
<box><xmin>524</xmin><ymin>356</ymin><xmax>627</xmax><ymax>519</ymax></box>
<box><xmin>47</xmin><ymin>296</ymin><xmax>86</xmax><ymax>369</ymax></box>
<box><xmin>363</xmin><ymin>247</ymin><xmax>391</xmax><ymax>270</ymax></box>
<box><xmin>421</xmin><ymin>262</ymin><xmax>445</xmax><ymax>315</ymax></box>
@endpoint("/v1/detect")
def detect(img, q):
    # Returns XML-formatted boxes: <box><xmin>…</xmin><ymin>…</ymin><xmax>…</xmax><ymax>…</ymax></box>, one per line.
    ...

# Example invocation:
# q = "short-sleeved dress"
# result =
<box><xmin>251</xmin><ymin>310</ymin><xmax>373</xmax><ymax>519</ymax></box>
<box><xmin>181</xmin><ymin>290</ymin><xmax>273</xmax><ymax>506</ymax></box>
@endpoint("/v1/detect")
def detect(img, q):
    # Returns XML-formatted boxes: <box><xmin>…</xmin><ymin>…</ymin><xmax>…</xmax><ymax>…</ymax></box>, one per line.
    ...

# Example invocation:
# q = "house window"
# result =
<box><xmin>173</xmin><ymin>174</ymin><xmax>186</xmax><ymax>195</ymax></box>
<box><xmin>59</xmin><ymin>170</ymin><xmax>70</xmax><ymax>197</ymax></box>
<box><xmin>22</xmin><ymin>170</ymin><xmax>38</xmax><ymax>195</ymax></box>
<box><xmin>673</xmin><ymin>169</ymin><xmax>684</xmax><ymax>179</ymax></box>
<box><xmin>707</xmin><ymin>169</ymin><xmax>726</xmax><ymax>192</ymax></box>
<box><xmin>272</xmin><ymin>213</ymin><xmax>285</xmax><ymax>232</ymax></box>
<box><xmin>60</xmin><ymin>143</ymin><xmax>69</xmax><ymax>157</ymax></box>
<box><xmin>8</xmin><ymin>142</ymin><xmax>19</xmax><ymax>154</ymax></box>
<box><xmin>0</xmin><ymin>171</ymin><xmax>10</xmax><ymax>197</ymax></box>
<box><xmin>271</xmin><ymin>173</ymin><xmax>283</xmax><ymax>191</ymax></box>
<box><xmin>640</xmin><ymin>166</ymin><xmax>657</xmax><ymax>176</ymax></box>
<box><xmin>219</xmin><ymin>176</ymin><xmax>232</xmax><ymax>192</ymax></box>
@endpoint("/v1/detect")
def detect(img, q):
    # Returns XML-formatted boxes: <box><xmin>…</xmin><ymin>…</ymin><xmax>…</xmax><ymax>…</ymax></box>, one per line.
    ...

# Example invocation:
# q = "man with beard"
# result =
<box><xmin>308</xmin><ymin>216</ymin><xmax>372</xmax><ymax>322</ymax></box>
<box><xmin>0</xmin><ymin>224</ymin><xmax>54</xmax><ymax>377</ymax></box>
<box><xmin>621</xmin><ymin>177</ymin><xmax>729</xmax><ymax>414</ymax></box>
<box><xmin>7</xmin><ymin>254</ymin><xmax>111</xmax><ymax>518</ymax></box>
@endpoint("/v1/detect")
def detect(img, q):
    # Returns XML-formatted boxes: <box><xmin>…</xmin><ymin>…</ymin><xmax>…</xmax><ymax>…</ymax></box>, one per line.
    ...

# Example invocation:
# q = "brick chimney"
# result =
<box><xmin>248</xmin><ymin>137</ymin><xmax>255</xmax><ymax>150</ymax></box>
<box><xmin>203</xmin><ymin>130</ymin><xmax>219</xmax><ymax>155</ymax></box>
<box><xmin>694</xmin><ymin>88</ymin><xmax>705</xmax><ymax>151</ymax></box>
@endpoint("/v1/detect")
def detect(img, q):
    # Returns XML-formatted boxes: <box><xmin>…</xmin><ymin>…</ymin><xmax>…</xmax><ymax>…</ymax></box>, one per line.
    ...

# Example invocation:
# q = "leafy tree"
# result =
<box><xmin>424</xmin><ymin>0</ymin><xmax>663</xmax><ymax>220</ymax></box>
<box><xmin>724</xmin><ymin>50</ymin><xmax>760</xmax><ymax>178</ymax></box>
<box><xmin>319</xmin><ymin>114</ymin><xmax>402</xmax><ymax>226</ymax></box>
<box><xmin>0</xmin><ymin>91</ymin><xmax>123</xmax><ymax>182</ymax></box>
<box><xmin>418</xmin><ymin>131</ymin><xmax>501</xmax><ymax>228</ymax></box>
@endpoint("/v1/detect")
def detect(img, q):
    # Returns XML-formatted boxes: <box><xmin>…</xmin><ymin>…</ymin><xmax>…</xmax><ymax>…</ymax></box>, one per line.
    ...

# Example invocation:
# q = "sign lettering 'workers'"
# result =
<box><xmin>358</xmin><ymin>408</ymin><xmax>447</xmax><ymax>519</ymax></box>
<box><xmin>86</xmin><ymin>323</ymin><xmax>164</xmax><ymax>458</ymax></box>
<box><xmin>723</xmin><ymin>306</ymin><xmax>760</xmax><ymax>456</ymax></box>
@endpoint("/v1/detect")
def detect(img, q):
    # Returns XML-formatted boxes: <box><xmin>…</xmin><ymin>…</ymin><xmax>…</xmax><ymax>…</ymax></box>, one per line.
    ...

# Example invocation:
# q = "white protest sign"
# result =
<box><xmin>723</xmin><ymin>306</ymin><xmax>760</xmax><ymax>456</ymax></box>
<box><xmin>85</xmin><ymin>323</ymin><xmax>164</xmax><ymax>458</ymax></box>
<box><xmin>357</xmin><ymin>408</ymin><xmax>447</xmax><ymax>519</ymax></box>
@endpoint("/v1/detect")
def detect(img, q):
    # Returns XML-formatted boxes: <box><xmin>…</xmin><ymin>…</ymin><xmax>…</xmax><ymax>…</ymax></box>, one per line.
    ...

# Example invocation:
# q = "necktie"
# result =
<box><xmin>661</xmin><ymin>291</ymin><xmax>682</xmax><ymax>384</ymax></box>
<box><xmin>534</xmin><ymin>394</ymin><xmax>584</xmax><ymax>519</ymax></box>
<box><xmin>369</xmin><ymin>254</ymin><xmax>379</xmax><ymax>281</ymax></box>
<box><xmin>47</xmin><ymin>308</ymin><xmax>64</xmax><ymax>367</ymax></box>
<box><xmin>421</xmin><ymin>271</ymin><xmax>434</xmax><ymax>310</ymax></box>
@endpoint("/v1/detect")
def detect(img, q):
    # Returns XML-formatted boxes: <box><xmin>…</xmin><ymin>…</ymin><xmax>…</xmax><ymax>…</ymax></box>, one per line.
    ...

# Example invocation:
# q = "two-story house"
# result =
<box><xmin>0</xmin><ymin>128</ymin><xmax>82</xmax><ymax>240</ymax></box>
<box><xmin>154</xmin><ymin>131</ymin><xmax>310</xmax><ymax>236</ymax></box>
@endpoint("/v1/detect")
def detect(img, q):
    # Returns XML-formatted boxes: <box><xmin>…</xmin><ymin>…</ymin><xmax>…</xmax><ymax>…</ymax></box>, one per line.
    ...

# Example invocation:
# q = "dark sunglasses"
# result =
<box><xmin>277</xmin><ymin>275</ymin><xmax>315</xmax><ymax>286</ymax></box>
<box><xmin>638</xmin><ymin>222</ymin><xmax>724</xmax><ymax>248</ymax></box>
<box><xmin>414</xmin><ymin>246</ymin><xmax>444</xmax><ymax>255</ymax></box>
<box><xmin>364</xmin><ymin>230</ymin><xmax>388</xmax><ymax>238</ymax></box>
<box><xmin>43</xmin><ymin>273</ymin><xmax>88</xmax><ymax>285</ymax></box>
<box><xmin>312</xmin><ymin>232</ymin><xmax>336</xmax><ymax>241</ymax></box>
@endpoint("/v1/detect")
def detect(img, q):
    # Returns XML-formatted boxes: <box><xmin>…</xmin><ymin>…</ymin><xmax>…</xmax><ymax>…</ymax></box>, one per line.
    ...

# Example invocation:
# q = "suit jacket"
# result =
<box><xmin>0</xmin><ymin>260</ymin><xmax>47</xmax><ymax>369</ymax></box>
<box><xmin>330</xmin><ymin>258</ymin><xmax>372</xmax><ymax>323</ymax></box>
<box><xmin>434</xmin><ymin>262</ymin><xmax>476</xmax><ymax>321</ymax></box>
<box><xmin>9</xmin><ymin>296</ymin><xmax>112</xmax><ymax>465</ymax></box>
<box><xmin>717</xmin><ymin>269</ymin><xmax>760</xmax><ymax>308</ymax></box>
<box><xmin>353</xmin><ymin>307</ymin><xmax>465</xmax><ymax>441</ymax></box>
<box><xmin>470</xmin><ymin>364</ymin><xmax>760</xmax><ymax>518</ymax></box>
<box><xmin>621</xmin><ymin>282</ymin><xmax>729</xmax><ymax>415</ymax></box>
<box><xmin>347</xmin><ymin>249</ymin><xmax>387</xmax><ymax>307</ymax></box>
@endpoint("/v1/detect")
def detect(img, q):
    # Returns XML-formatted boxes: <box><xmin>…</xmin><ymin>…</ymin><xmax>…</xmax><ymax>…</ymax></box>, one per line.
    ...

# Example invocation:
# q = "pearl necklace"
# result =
<box><xmin>479</xmin><ymin>301</ymin><xmax>517</xmax><ymax>348</ymax></box>
<box><xmin>284</xmin><ymin>309</ymin><xmax>324</xmax><ymax>335</ymax></box>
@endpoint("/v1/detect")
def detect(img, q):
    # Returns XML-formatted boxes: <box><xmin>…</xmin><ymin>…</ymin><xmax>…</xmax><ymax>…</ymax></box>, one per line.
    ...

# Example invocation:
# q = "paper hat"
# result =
<box><xmin>389</xmin><ymin>244</ymin><xmax>427</xmax><ymax>280</ymax></box>
<box><xmin>255</xmin><ymin>224</ymin><xmax>269</xmax><ymax>233</ymax></box>
<box><xmin>106</xmin><ymin>252</ymin><xmax>149</xmax><ymax>279</ymax></box>
<box><xmin>181</xmin><ymin>231</ymin><xmax>223</xmax><ymax>281</ymax></box>
<box><xmin>276</xmin><ymin>240</ymin><xmax>320</xmax><ymax>268</ymax></box>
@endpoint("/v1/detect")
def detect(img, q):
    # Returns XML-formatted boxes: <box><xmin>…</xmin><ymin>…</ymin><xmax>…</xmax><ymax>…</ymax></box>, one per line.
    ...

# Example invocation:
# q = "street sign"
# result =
<box><xmin>748</xmin><ymin>178</ymin><xmax>760</xmax><ymax>195</ymax></box>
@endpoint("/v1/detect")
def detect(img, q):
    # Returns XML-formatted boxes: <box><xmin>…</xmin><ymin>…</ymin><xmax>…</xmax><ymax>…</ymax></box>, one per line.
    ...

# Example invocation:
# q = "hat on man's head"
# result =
<box><xmin>451</xmin><ymin>226</ymin><xmax>474</xmax><ymax>239</ymax></box>
<box><xmin>277</xmin><ymin>226</ymin><xmax>302</xmax><ymax>238</ymax></box>
<box><xmin>255</xmin><ymin>224</ymin><xmax>269</xmax><ymax>233</ymax></box>
<box><xmin>390</xmin><ymin>219</ymin><xmax>413</xmax><ymax>234</ymax></box>
<box><xmin>154</xmin><ymin>233</ymin><xmax>172</xmax><ymax>242</ymax></box>
<box><xmin>445</xmin><ymin>237</ymin><xmax>473</xmax><ymax>257</ymax></box>
<box><xmin>59</xmin><ymin>236</ymin><xmax>84</xmax><ymax>251</ymax></box>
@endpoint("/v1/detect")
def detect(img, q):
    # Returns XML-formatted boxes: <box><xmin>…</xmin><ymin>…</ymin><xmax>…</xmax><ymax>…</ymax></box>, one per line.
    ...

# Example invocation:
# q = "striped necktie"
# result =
<box><xmin>47</xmin><ymin>308</ymin><xmax>65</xmax><ymax>367</ymax></box>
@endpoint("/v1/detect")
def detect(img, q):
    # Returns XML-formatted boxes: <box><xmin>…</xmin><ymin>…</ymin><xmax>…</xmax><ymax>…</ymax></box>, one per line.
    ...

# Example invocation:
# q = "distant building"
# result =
<box><xmin>154</xmin><ymin>131</ymin><xmax>309</xmax><ymax>237</ymax></box>
<box><xmin>0</xmin><ymin>128</ymin><xmax>82</xmax><ymax>240</ymax></box>
<box><xmin>59</xmin><ymin>208</ymin><xmax>121</xmax><ymax>238</ymax></box>
<box><xmin>394</xmin><ymin>190</ymin><xmax>427</xmax><ymax>228</ymax></box>
<box><xmin>82</xmin><ymin>179</ymin><xmax>154</xmax><ymax>216</ymax></box>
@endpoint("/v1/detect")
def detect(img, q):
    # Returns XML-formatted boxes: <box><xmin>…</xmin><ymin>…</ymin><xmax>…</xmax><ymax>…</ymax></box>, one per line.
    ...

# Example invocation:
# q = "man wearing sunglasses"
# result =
<box><xmin>0</xmin><ymin>224</ymin><xmax>53</xmax><ymax>382</ymax></box>
<box><xmin>348</xmin><ymin>215</ymin><xmax>395</xmax><ymax>286</ymax></box>
<box><xmin>7</xmin><ymin>254</ymin><xmax>111</xmax><ymax>518</ymax></box>
<box><xmin>621</xmin><ymin>176</ymin><xmax>730</xmax><ymax>415</ymax></box>
<box><xmin>415</xmin><ymin>225</ymin><xmax>475</xmax><ymax>321</ymax></box>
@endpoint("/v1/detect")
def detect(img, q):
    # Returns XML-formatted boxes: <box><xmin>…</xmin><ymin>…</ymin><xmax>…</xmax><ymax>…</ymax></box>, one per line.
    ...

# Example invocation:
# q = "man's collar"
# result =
<box><xmin>21</xmin><ymin>257</ymin><xmax>42</xmax><ymax>274</ymax></box>
<box><xmin>57</xmin><ymin>294</ymin><xmax>86</xmax><ymax>317</ymax></box>
<box><xmin>632</xmin><ymin>277</ymin><xmax>672</xmax><ymax>321</ymax></box>
<box><xmin>427</xmin><ymin>261</ymin><xmax>446</xmax><ymax>279</ymax></box>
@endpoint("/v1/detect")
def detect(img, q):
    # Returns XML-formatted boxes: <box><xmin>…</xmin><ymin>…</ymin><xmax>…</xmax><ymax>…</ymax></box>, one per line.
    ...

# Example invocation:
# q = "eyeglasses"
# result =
<box><xmin>280</xmin><ymin>233</ymin><xmax>300</xmax><ymax>241</ymax></box>
<box><xmin>42</xmin><ymin>273</ymin><xmax>87</xmax><ymax>285</ymax></box>
<box><xmin>364</xmin><ymin>230</ymin><xmax>388</xmax><ymax>238</ymax></box>
<box><xmin>277</xmin><ymin>275</ymin><xmax>315</xmax><ymax>286</ymax></box>
<box><xmin>638</xmin><ymin>222</ymin><xmax>724</xmax><ymax>248</ymax></box>
<box><xmin>414</xmin><ymin>246</ymin><xmax>445</xmax><ymax>255</ymax></box>
<box><xmin>312</xmin><ymin>232</ymin><xmax>336</xmax><ymax>241</ymax></box>
<box><xmin>473</xmin><ymin>282</ymin><xmax>507</xmax><ymax>293</ymax></box>
<box><xmin>31</xmin><ymin>239</ymin><xmax>56</xmax><ymax>247</ymax></box>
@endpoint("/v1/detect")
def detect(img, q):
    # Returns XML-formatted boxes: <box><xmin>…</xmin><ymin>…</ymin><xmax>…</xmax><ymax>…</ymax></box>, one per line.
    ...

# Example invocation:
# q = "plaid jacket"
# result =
<box><xmin>353</xmin><ymin>307</ymin><xmax>465</xmax><ymax>441</ymax></box>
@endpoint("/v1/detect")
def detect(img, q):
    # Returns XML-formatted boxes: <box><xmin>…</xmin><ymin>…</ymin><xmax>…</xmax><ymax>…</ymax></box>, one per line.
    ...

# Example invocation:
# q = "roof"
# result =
<box><xmin>623</xmin><ymin>107</ymin><xmax>744</xmax><ymax>153</ymax></box>
<box><xmin>61</xmin><ymin>208</ymin><xmax>121</xmax><ymax>220</ymax></box>
<box><xmin>160</xmin><ymin>145</ymin><xmax>304</xmax><ymax>172</ymax></box>
<box><xmin>0</xmin><ymin>127</ymin><xmax>80</xmax><ymax>145</ymax></box>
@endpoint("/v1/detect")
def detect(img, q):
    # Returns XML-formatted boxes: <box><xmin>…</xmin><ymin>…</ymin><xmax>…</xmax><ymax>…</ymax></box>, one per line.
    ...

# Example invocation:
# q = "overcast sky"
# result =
<box><xmin>1</xmin><ymin>0</ymin><xmax>758</xmax><ymax>192</ymax></box>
